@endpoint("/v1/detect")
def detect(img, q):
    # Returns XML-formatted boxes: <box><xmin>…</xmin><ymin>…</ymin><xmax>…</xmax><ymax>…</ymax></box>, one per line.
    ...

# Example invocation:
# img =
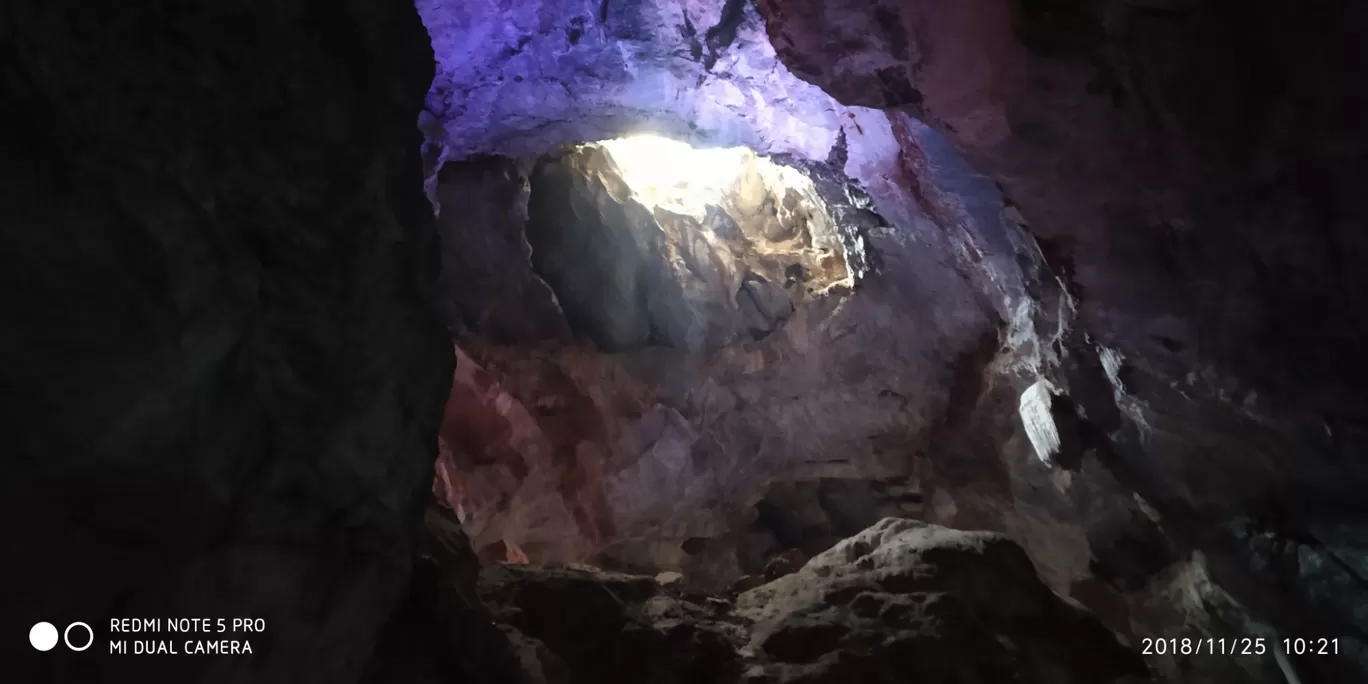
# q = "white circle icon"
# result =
<box><xmin>30</xmin><ymin>622</ymin><xmax>59</xmax><ymax>651</ymax></box>
<box><xmin>65</xmin><ymin>622</ymin><xmax>94</xmax><ymax>651</ymax></box>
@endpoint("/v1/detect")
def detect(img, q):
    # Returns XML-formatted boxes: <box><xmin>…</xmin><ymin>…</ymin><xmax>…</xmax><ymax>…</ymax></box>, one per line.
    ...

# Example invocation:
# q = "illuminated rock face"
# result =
<box><xmin>478</xmin><ymin>519</ymin><xmax>1148</xmax><ymax>684</ymax></box>
<box><xmin>435</xmin><ymin>345</ymin><xmax>613</xmax><ymax>562</ymax></box>
<box><xmin>420</xmin><ymin>0</ymin><xmax>1368</xmax><ymax>680</ymax></box>
<box><xmin>524</xmin><ymin>139</ymin><xmax>856</xmax><ymax>351</ymax></box>
<box><xmin>414</xmin><ymin>2</ymin><xmax>935</xmax><ymax>285</ymax></box>
<box><xmin>430</xmin><ymin>138</ymin><xmax>994</xmax><ymax>584</ymax></box>
<box><xmin>417</xmin><ymin>0</ymin><xmax>846</xmax><ymax>161</ymax></box>
<box><xmin>8</xmin><ymin>0</ymin><xmax>1367</xmax><ymax>682</ymax></box>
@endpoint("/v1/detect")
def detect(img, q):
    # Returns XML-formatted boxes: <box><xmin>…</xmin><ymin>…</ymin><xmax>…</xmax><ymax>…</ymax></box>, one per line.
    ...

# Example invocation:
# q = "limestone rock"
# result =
<box><xmin>468</xmin><ymin>519</ymin><xmax>1148</xmax><ymax>684</ymax></box>
<box><xmin>655</xmin><ymin>571</ymin><xmax>685</xmax><ymax>587</ymax></box>
<box><xmin>427</xmin><ymin>129</ymin><xmax>995</xmax><ymax>584</ymax></box>
<box><xmin>526</xmin><ymin>145</ymin><xmax>662</xmax><ymax>349</ymax></box>
<box><xmin>735</xmin><ymin>518</ymin><xmax>1149</xmax><ymax>683</ymax></box>
<box><xmin>515</xmin><ymin>142</ymin><xmax>857</xmax><ymax>352</ymax></box>
<box><xmin>15</xmin><ymin>0</ymin><xmax>1365</xmax><ymax>683</ymax></box>
<box><xmin>761</xmin><ymin>549</ymin><xmax>805</xmax><ymax>581</ymax></box>
<box><xmin>434</xmin><ymin>345</ymin><xmax>611</xmax><ymax>563</ymax></box>
<box><xmin>1020</xmin><ymin>379</ymin><xmax>1063</xmax><ymax>467</ymax></box>
<box><xmin>434</xmin><ymin>157</ymin><xmax>572</xmax><ymax>343</ymax></box>
<box><xmin>478</xmin><ymin>563</ymin><xmax>744</xmax><ymax>684</ymax></box>
<box><xmin>417</xmin><ymin>0</ymin><xmax>850</xmax><ymax>161</ymax></box>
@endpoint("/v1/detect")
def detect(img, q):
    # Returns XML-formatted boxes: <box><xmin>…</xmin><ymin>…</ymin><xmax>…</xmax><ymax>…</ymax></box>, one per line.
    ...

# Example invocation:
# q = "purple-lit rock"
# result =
<box><xmin>418</xmin><ymin>0</ymin><xmax>845</xmax><ymax>161</ymax></box>
<box><xmin>414</xmin><ymin>2</ymin><xmax>956</xmax><ymax>333</ymax></box>
<box><xmin>417</xmin><ymin>1</ymin><xmax>1368</xmax><ymax>681</ymax></box>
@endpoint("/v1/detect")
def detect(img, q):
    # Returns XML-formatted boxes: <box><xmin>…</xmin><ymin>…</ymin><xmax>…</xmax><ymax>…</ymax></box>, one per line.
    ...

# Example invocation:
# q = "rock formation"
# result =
<box><xmin>2</xmin><ymin>1</ymin><xmax>449</xmax><ymax>681</ymax></box>
<box><xmin>6</xmin><ymin>0</ymin><xmax>1367</xmax><ymax>682</ymax></box>
<box><xmin>473</xmin><ymin>518</ymin><xmax>1148</xmax><ymax>684</ymax></box>
<box><xmin>417</xmin><ymin>1</ymin><xmax>1368</xmax><ymax>682</ymax></box>
<box><xmin>430</xmin><ymin>140</ymin><xmax>993</xmax><ymax>588</ymax></box>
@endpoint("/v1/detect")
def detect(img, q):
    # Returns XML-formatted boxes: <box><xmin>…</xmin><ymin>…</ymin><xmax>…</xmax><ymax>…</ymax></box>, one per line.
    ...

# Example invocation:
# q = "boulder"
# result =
<box><xmin>736</xmin><ymin>518</ymin><xmax>1149</xmax><ymax>683</ymax></box>
<box><xmin>465</xmin><ymin>519</ymin><xmax>1147</xmax><ymax>684</ymax></box>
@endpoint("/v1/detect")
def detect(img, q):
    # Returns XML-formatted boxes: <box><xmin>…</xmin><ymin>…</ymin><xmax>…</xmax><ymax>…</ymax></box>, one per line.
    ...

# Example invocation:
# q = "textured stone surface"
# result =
<box><xmin>755</xmin><ymin>0</ymin><xmax>1021</xmax><ymax>136</ymax></box>
<box><xmin>758</xmin><ymin>0</ymin><xmax>1368</xmax><ymax>394</ymax></box>
<box><xmin>735</xmin><ymin>518</ymin><xmax>1147</xmax><ymax>683</ymax></box>
<box><xmin>428</xmin><ymin>145</ymin><xmax>993</xmax><ymax>585</ymax></box>
<box><xmin>413</xmin><ymin>0</ymin><xmax>926</xmax><ymax>284</ymax></box>
<box><xmin>750</xmin><ymin>2</ymin><xmax>1368</xmax><ymax>680</ymax></box>
<box><xmin>417</xmin><ymin>0</ymin><xmax>847</xmax><ymax>161</ymax></box>
<box><xmin>522</xmin><ymin>141</ymin><xmax>854</xmax><ymax>351</ymax></box>
<box><xmin>435</xmin><ymin>344</ymin><xmax>614</xmax><ymax>562</ymax></box>
<box><xmin>9</xmin><ymin>0</ymin><xmax>1368</xmax><ymax>682</ymax></box>
<box><xmin>479</xmin><ymin>562</ymin><xmax>744</xmax><ymax>684</ymax></box>
<box><xmin>433</xmin><ymin>156</ymin><xmax>571</xmax><ymax>343</ymax></box>
<box><xmin>418</xmin><ymin>1</ymin><xmax>1368</xmax><ymax>680</ymax></box>
<box><xmin>2</xmin><ymin>1</ymin><xmax>450</xmax><ymax>681</ymax></box>
<box><xmin>470</xmin><ymin>519</ymin><xmax>1147</xmax><ymax>684</ymax></box>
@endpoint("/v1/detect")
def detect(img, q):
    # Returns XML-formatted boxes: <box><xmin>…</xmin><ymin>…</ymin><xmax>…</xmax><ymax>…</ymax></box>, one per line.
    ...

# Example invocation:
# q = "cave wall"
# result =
<box><xmin>760</xmin><ymin>0</ymin><xmax>1368</xmax><ymax>408</ymax></box>
<box><xmin>751</xmin><ymin>0</ymin><xmax>1368</xmax><ymax>680</ymax></box>
<box><xmin>430</xmin><ymin>146</ymin><xmax>997</xmax><ymax>585</ymax></box>
<box><xmin>432</xmin><ymin>156</ymin><xmax>571</xmax><ymax>343</ymax></box>
<box><xmin>3</xmin><ymin>0</ymin><xmax>1364</xmax><ymax>681</ymax></box>
<box><xmin>420</xmin><ymin>0</ymin><xmax>1368</xmax><ymax>681</ymax></box>
<box><xmin>417</xmin><ymin>0</ymin><xmax>846</xmax><ymax>160</ymax></box>
<box><xmin>2</xmin><ymin>1</ymin><xmax>451</xmax><ymax>681</ymax></box>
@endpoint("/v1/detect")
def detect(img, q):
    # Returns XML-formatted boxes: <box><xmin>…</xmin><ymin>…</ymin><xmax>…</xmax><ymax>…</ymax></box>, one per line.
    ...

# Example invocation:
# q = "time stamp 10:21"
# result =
<box><xmin>1141</xmin><ymin>637</ymin><xmax>1340</xmax><ymax>656</ymax></box>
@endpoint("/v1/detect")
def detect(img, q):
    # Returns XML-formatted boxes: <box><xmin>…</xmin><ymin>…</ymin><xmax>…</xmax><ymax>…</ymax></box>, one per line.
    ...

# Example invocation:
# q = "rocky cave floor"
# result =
<box><xmin>425</xmin><ymin>513</ymin><xmax>1152</xmax><ymax>684</ymax></box>
<box><xmin>6</xmin><ymin>1</ymin><xmax>1368</xmax><ymax>683</ymax></box>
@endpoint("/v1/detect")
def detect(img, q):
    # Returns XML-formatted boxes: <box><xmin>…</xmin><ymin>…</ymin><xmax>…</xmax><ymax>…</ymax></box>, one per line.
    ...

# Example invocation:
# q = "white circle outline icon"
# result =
<box><xmin>30</xmin><ymin>622</ymin><xmax>59</xmax><ymax>651</ymax></box>
<box><xmin>64</xmin><ymin>622</ymin><xmax>93</xmax><ymax>652</ymax></box>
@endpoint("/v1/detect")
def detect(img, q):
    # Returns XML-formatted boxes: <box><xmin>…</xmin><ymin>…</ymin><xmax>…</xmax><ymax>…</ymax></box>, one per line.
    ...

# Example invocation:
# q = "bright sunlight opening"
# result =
<box><xmin>598</xmin><ymin>135</ymin><xmax>751</xmax><ymax>214</ymax></box>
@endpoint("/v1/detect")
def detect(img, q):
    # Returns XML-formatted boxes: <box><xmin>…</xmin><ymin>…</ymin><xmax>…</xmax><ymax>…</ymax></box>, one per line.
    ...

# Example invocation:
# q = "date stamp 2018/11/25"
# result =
<box><xmin>1141</xmin><ymin>637</ymin><xmax>1341</xmax><ymax>657</ymax></box>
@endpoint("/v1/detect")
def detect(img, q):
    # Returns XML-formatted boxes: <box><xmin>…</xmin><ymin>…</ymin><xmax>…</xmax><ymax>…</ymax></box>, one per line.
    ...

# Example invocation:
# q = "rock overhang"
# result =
<box><xmin>414</xmin><ymin>0</ymin><xmax>909</xmax><ymax>201</ymax></box>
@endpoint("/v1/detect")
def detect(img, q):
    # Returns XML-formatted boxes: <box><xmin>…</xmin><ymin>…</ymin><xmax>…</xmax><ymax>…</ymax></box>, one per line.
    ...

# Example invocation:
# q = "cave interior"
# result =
<box><xmin>5</xmin><ymin>0</ymin><xmax>1368</xmax><ymax>683</ymax></box>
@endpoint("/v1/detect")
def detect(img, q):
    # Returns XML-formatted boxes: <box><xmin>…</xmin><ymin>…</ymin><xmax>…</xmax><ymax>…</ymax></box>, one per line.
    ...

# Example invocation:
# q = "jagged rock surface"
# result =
<box><xmin>416</xmin><ymin>1</ymin><xmax>1368</xmax><ymax>681</ymax></box>
<box><xmin>471</xmin><ymin>519</ymin><xmax>1148</xmax><ymax>684</ymax></box>
<box><xmin>416</xmin><ymin>0</ymin><xmax>849</xmax><ymax>161</ymax></box>
<box><xmin>429</xmin><ymin>146</ymin><xmax>994</xmax><ymax>586</ymax></box>
<box><xmin>433</xmin><ymin>156</ymin><xmax>572</xmax><ymax>343</ymax></box>
<box><xmin>522</xmin><ymin>142</ymin><xmax>852</xmax><ymax>352</ymax></box>
<box><xmin>8</xmin><ymin>0</ymin><xmax>1364</xmax><ymax>683</ymax></box>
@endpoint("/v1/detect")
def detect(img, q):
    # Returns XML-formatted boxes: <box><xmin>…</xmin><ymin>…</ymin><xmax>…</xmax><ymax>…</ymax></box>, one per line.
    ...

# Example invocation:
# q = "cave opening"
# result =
<box><xmin>518</xmin><ymin>135</ymin><xmax>862</xmax><ymax>351</ymax></box>
<box><xmin>427</xmin><ymin>129</ymin><xmax>901</xmax><ymax>575</ymax></box>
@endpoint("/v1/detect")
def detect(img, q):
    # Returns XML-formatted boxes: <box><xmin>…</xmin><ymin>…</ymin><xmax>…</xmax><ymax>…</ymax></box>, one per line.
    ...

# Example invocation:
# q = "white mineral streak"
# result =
<box><xmin>1019</xmin><ymin>378</ymin><xmax>1061</xmax><ymax>467</ymax></box>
